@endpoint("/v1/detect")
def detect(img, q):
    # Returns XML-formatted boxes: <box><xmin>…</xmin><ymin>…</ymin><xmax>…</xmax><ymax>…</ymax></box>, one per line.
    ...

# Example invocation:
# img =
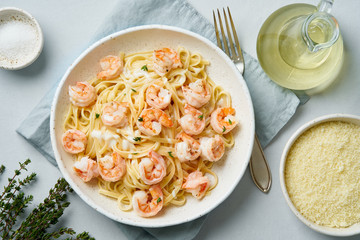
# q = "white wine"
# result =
<box><xmin>257</xmin><ymin>4</ymin><xmax>343</xmax><ymax>90</ymax></box>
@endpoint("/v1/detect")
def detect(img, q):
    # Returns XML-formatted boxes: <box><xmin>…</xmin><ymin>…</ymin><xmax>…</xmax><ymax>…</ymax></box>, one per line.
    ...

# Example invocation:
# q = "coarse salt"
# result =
<box><xmin>0</xmin><ymin>17</ymin><xmax>39</xmax><ymax>65</ymax></box>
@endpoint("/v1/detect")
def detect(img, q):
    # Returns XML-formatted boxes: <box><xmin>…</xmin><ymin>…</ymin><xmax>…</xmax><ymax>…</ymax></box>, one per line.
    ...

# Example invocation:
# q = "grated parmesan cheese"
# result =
<box><xmin>285</xmin><ymin>121</ymin><xmax>360</xmax><ymax>228</ymax></box>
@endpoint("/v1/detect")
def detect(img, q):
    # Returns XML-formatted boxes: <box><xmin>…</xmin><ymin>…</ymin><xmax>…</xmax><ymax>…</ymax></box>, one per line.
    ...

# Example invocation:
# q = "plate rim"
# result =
<box><xmin>50</xmin><ymin>24</ymin><xmax>255</xmax><ymax>227</ymax></box>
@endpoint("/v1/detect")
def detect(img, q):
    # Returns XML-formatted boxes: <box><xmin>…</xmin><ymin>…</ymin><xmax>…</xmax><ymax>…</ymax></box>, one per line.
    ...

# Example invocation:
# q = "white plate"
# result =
<box><xmin>280</xmin><ymin>114</ymin><xmax>360</xmax><ymax>236</ymax></box>
<box><xmin>50</xmin><ymin>25</ymin><xmax>255</xmax><ymax>227</ymax></box>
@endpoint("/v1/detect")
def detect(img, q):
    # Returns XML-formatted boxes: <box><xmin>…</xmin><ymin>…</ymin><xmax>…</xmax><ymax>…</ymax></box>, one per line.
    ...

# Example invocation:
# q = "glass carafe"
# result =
<box><xmin>257</xmin><ymin>0</ymin><xmax>343</xmax><ymax>91</ymax></box>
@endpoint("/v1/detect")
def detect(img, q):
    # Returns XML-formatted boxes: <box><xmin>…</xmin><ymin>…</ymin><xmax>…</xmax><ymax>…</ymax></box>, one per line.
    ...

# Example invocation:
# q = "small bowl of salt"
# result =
<box><xmin>0</xmin><ymin>7</ymin><xmax>43</xmax><ymax>70</ymax></box>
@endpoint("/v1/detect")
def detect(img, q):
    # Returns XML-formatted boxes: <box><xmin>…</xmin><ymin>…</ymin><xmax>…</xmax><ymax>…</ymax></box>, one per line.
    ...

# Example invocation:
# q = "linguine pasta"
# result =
<box><xmin>63</xmin><ymin>46</ymin><xmax>235</xmax><ymax>215</ymax></box>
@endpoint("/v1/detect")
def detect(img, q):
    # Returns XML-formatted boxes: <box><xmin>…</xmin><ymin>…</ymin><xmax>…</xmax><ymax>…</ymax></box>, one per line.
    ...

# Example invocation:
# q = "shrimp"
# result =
<box><xmin>97</xmin><ymin>55</ymin><xmax>123</xmax><ymax>80</ymax></box>
<box><xmin>182</xmin><ymin>79</ymin><xmax>211</xmax><ymax>108</ymax></box>
<box><xmin>175</xmin><ymin>132</ymin><xmax>201</xmax><ymax>162</ymax></box>
<box><xmin>73</xmin><ymin>156</ymin><xmax>99</xmax><ymax>182</ymax></box>
<box><xmin>69</xmin><ymin>81</ymin><xmax>97</xmax><ymax>107</ymax></box>
<box><xmin>137</xmin><ymin>108</ymin><xmax>173</xmax><ymax>136</ymax></box>
<box><xmin>153</xmin><ymin>48</ymin><xmax>182</xmax><ymax>76</ymax></box>
<box><xmin>132</xmin><ymin>185</ymin><xmax>163</xmax><ymax>217</ymax></box>
<box><xmin>178</xmin><ymin>104</ymin><xmax>205</xmax><ymax>135</ymax></box>
<box><xmin>210</xmin><ymin>107</ymin><xmax>238</xmax><ymax>134</ymax></box>
<box><xmin>182</xmin><ymin>170</ymin><xmax>210</xmax><ymax>199</ymax></box>
<box><xmin>199</xmin><ymin>135</ymin><xmax>225</xmax><ymax>162</ymax></box>
<box><xmin>98</xmin><ymin>152</ymin><xmax>126</xmax><ymax>182</ymax></box>
<box><xmin>139</xmin><ymin>150</ymin><xmax>166</xmax><ymax>185</ymax></box>
<box><xmin>101</xmin><ymin>101</ymin><xmax>129</xmax><ymax>128</ymax></box>
<box><xmin>145</xmin><ymin>81</ymin><xmax>172</xmax><ymax>109</ymax></box>
<box><xmin>62</xmin><ymin>129</ymin><xmax>87</xmax><ymax>154</ymax></box>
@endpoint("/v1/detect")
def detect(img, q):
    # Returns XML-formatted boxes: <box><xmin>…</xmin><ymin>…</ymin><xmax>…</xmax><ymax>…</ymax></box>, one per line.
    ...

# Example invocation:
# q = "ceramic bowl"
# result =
<box><xmin>50</xmin><ymin>25</ymin><xmax>255</xmax><ymax>227</ymax></box>
<box><xmin>280</xmin><ymin>114</ymin><xmax>360</xmax><ymax>236</ymax></box>
<box><xmin>0</xmin><ymin>7</ymin><xmax>43</xmax><ymax>70</ymax></box>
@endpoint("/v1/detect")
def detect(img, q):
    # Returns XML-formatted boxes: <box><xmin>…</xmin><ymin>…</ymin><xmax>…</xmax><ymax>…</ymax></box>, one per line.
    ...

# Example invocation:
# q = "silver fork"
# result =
<box><xmin>213</xmin><ymin>7</ymin><xmax>272</xmax><ymax>193</ymax></box>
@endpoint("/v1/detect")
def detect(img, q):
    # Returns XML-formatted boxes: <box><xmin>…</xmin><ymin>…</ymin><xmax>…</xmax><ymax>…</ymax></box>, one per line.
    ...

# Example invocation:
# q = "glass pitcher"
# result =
<box><xmin>257</xmin><ymin>0</ymin><xmax>343</xmax><ymax>91</ymax></box>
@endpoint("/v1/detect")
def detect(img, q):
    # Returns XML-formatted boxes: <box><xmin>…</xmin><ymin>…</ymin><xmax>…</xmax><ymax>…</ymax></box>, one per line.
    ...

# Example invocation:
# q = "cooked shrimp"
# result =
<box><xmin>101</xmin><ymin>101</ymin><xmax>129</xmax><ymax>128</ymax></box>
<box><xmin>182</xmin><ymin>170</ymin><xmax>210</xmax><ymax>199</ymax></box>
<box><xmin>97</xmin><ymin>55</ymin><xmax>123</xmax><ymax>80</ymax></box>
<box><xmin>153</xmin><ymin>48</ymin><xmax>182</xmax><ymax>76</ymax></box>
<box><xmin>200</xmin><ymin>135</ymin><xmax>225</xmax><ymax>162</ymax></box>
<box><xmin>137</xmin><ymin>108</ymin><xmax>173</xmax><ymax>136</ymax></box>
<box><xmin>98</xmin><ymin>152</ymin><xmax>126</xmax><ymax>182</ymax></box>
<box><xmin>73</xmin><ymin>156</ymin><xmax>99</xmax><ymax>182</ymax></box>
<box><xmin>211</xmin><ymin>107</ymin><xmax>238</xmax><ymax>134</ymax></box>
<box><xmin>139</xmin><ymin>150</ymin><xmax>166</xmax><ymax>185</ymax></box>
<box><xmin>178</xmin><ymin>104</ymin><xmax>205</xmax><ymax>135</ymax></box>
<box><xmin>69</xmin><ymin>81</ymin><xmax>97</xmax><ymax>107</ymax></box>
<box><xmin>145</xmin><ymin>82</ymin><xmax>171</xmax><ymax>109</ymax></box>
<box><xmin>132</xmin><ymin>185</ymin><xmax>163</xmax><ymax>217</ymax></box>
<box><xmin>182</xmin><ymin>79</ymin><xmax>211</xmax><ymax>108</ymax></box>
<box><xmin>175</xmin><ymin>132</ymin><xmax>201</xmax><ymax>162</ymax></box>
<box><xmin>62</xmin><ymin>129</ymin><xmax>87</xmax><ymax>154</ymax></box>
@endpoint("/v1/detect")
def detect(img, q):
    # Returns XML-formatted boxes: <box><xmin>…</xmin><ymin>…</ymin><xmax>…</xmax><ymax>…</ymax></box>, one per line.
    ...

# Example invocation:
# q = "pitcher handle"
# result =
<box><xmin>301</xmin><ymin>0</ymin><xmax>339</xmax><ymax>52</ymax></box>
<box><xmin>317</xmin><ymin>0</ymin><xmax>334</xmax><ymax>13</ymax></box>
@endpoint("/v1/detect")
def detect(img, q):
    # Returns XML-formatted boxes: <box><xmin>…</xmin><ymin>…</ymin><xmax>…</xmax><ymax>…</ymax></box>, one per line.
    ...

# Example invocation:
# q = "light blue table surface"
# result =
<box><xmin>1</xmin><ymin>0</ymin><xmax>359</xmax><ymax>239</ymax></box>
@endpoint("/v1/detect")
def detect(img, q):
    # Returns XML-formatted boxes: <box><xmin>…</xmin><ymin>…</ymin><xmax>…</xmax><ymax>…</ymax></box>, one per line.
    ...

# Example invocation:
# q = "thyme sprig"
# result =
<box><xmin>0</xmin><ymin>159</ymin><xmax>94</xmax><ymax>240</ymax></box>
<box><xmin>0</xmin><ymin>159</ymin><xmax>35</xmax><ymax>239</ymax></box>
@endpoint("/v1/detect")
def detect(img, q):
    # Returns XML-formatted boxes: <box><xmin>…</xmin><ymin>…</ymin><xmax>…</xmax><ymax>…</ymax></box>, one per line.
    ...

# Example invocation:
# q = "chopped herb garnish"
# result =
<box><xmin>198</xmin><ymin>114</ymin><xmax>204</xmax><ymax>120</ymax></box>
<box><xmin>157</xmin><ymin>197</ymin><xmax>162</xmax><ymax>203</ymax></box>
<box><xmin>133</xmin><ymin>153</ymin><xmax>138</xmax><ymax>155</ymax></box>
<box><xmin>133</xmin><ymin>137</ymin><xmax>141</xmax><ymax>142</ymax></box>
<box><xmin>131</xmin><ymin>88</ymin><xmax>137</xmax><ymax>92</ymax></box>
<box><xmin>138</xmin><ymin>117</ymin><xmax>143</xmax><ymax>122</ymax></box>
<box><xmin>141</xmin><ymin>65</ymin><xmax>148</xmax><ymax>71</ymax></box>
<box><xmin>168</xmin><ymin>151</ymin><xmax>174</xmax><ymax>158</ymax></box>
<box><xmin>222</xmin><ymin>126</ymin><xmax>226</xmax><ymax>133</ymax></box>
<box><xmin>228</xmin><ymin>119</ymin><xmax>232</xmax><ymax>125</ymax></box>
<box><xmin>95</xmin><ymin>113</ymin><xmax>100</xmax><ymax>118</ymax></box>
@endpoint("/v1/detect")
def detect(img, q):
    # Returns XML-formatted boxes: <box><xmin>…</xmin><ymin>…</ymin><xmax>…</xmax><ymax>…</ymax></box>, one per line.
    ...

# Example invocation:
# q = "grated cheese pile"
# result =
<box><xmin>285</xmin><ymin>121</ymin><xmax>360</xmax><ymax>228</ymax></box>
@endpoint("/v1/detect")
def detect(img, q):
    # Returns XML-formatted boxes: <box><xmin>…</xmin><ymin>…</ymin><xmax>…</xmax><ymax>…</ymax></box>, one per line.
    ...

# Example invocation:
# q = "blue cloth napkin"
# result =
<box><xmin>17</xmin><ymin>0</ymin><xmax>302</xmax><ymax>239</ymax></box>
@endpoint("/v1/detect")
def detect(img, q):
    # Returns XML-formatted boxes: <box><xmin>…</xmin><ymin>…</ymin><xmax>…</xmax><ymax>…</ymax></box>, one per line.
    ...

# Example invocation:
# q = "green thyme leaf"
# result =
<box><xmin>198</xmin><ymin>114</ymin><xmax>204</xmax><ymax>120</ymax></box>
<box><xmin>222</xmin><ymin>126</ymin><xmax>226</xmax><ymax>132</ymax></box>
<box><xmin>157</xmin><ymin>197</ymin><xmax>162</xmax><ymax>203</ymax></box>
<box><xmin>131</xmin><ymin>88</ymin><xmax>137</xmax><ymax>92</ymax></box>
<box><xmin>228</xmin><ymin>119</ymin><xmax>232</xmax><ymax>125</ymax></box>
<box><xmin>95</xmin><ymin>113</ymin><xmax>100</xmax><ymax>119</ymax></box>
<box><xmin>138</xmin><ymin>117</ymin><xmax>143</xmax><ymax>122</ymax></box>
<box><xmin>141</xmin><ymin>65</ymin><xmax>148</xmax><ymax>71</ymax></box>
<box><xmin>133</xmin><ymin>137</ymin><xmax>141</xmax><ymax>142</ymax></box>
<box><xmin>168</xmin><ymin>151</ymin><xmax>174</xmax><ymax>158</ymax></box>
<box><xmin>0</xmin><ymin>160</ymin><xmax>94</xmax><ymax>239</ymax></box>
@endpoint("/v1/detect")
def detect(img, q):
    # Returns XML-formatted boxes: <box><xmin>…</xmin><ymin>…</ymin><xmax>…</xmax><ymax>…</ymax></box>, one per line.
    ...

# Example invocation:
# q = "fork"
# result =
<box><xmin>213</xmin><ymin>7</ymin><xmax>272</xmax><ymax>193</ymax></box>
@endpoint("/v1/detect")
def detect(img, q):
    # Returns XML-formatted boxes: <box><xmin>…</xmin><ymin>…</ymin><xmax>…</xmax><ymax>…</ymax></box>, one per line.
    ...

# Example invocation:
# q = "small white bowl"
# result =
<box><xmin>280</xmin><ymin>114</ymin><xmax>360</xmax><ymax>237</ymax></box>
<box><xmin>0</xmin><ymin>7</ymin><xmax>43</xmax><ymax>70</ymax></box>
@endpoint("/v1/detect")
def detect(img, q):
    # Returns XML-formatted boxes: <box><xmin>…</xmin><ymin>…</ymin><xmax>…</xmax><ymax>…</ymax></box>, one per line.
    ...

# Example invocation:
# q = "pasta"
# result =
<box><xmin>62</xmin><ymin>46</ymin><xmax>237</xmax><ymax>217</ymax></box>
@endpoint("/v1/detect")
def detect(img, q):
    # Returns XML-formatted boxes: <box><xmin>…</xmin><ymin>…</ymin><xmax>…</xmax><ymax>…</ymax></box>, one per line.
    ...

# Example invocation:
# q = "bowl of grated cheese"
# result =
<box><xmin>0</xmin><ymin>7</ymin><xmax>43</xmax><ymax>70</ymax></box>
<box><xmin>280</xmin><ymin>114</ymin><xmax>360</xmax><ymax>237</ymax></box>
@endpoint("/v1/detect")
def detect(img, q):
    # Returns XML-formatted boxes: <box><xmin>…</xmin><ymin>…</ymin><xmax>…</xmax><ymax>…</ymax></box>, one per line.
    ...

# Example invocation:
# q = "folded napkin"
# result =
<box><xmin>17</xmin><ymin>0</ymin><xmax>302</xmax><ymax>239</ymax></box>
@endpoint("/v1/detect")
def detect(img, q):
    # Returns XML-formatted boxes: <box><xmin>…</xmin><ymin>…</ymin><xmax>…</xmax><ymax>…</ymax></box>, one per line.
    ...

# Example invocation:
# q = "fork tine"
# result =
<box><xmin>217</xmin><ymin>9</ymin><xmax>230</xmax><ymax>56</ymax></box>
<box><xmin>227</xmin><ymin>7</ymin><xmax>244</xmax><ymax>62</ymax></box>
<box><xmin>223</xmin><ymin>8</ymin><xmax>236</xmax><ymax>60</ymax></box>
<box><xmin>212</xmin><ymin>10</ymin><xmax>222</xmax><ymax>49</ymax></box>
